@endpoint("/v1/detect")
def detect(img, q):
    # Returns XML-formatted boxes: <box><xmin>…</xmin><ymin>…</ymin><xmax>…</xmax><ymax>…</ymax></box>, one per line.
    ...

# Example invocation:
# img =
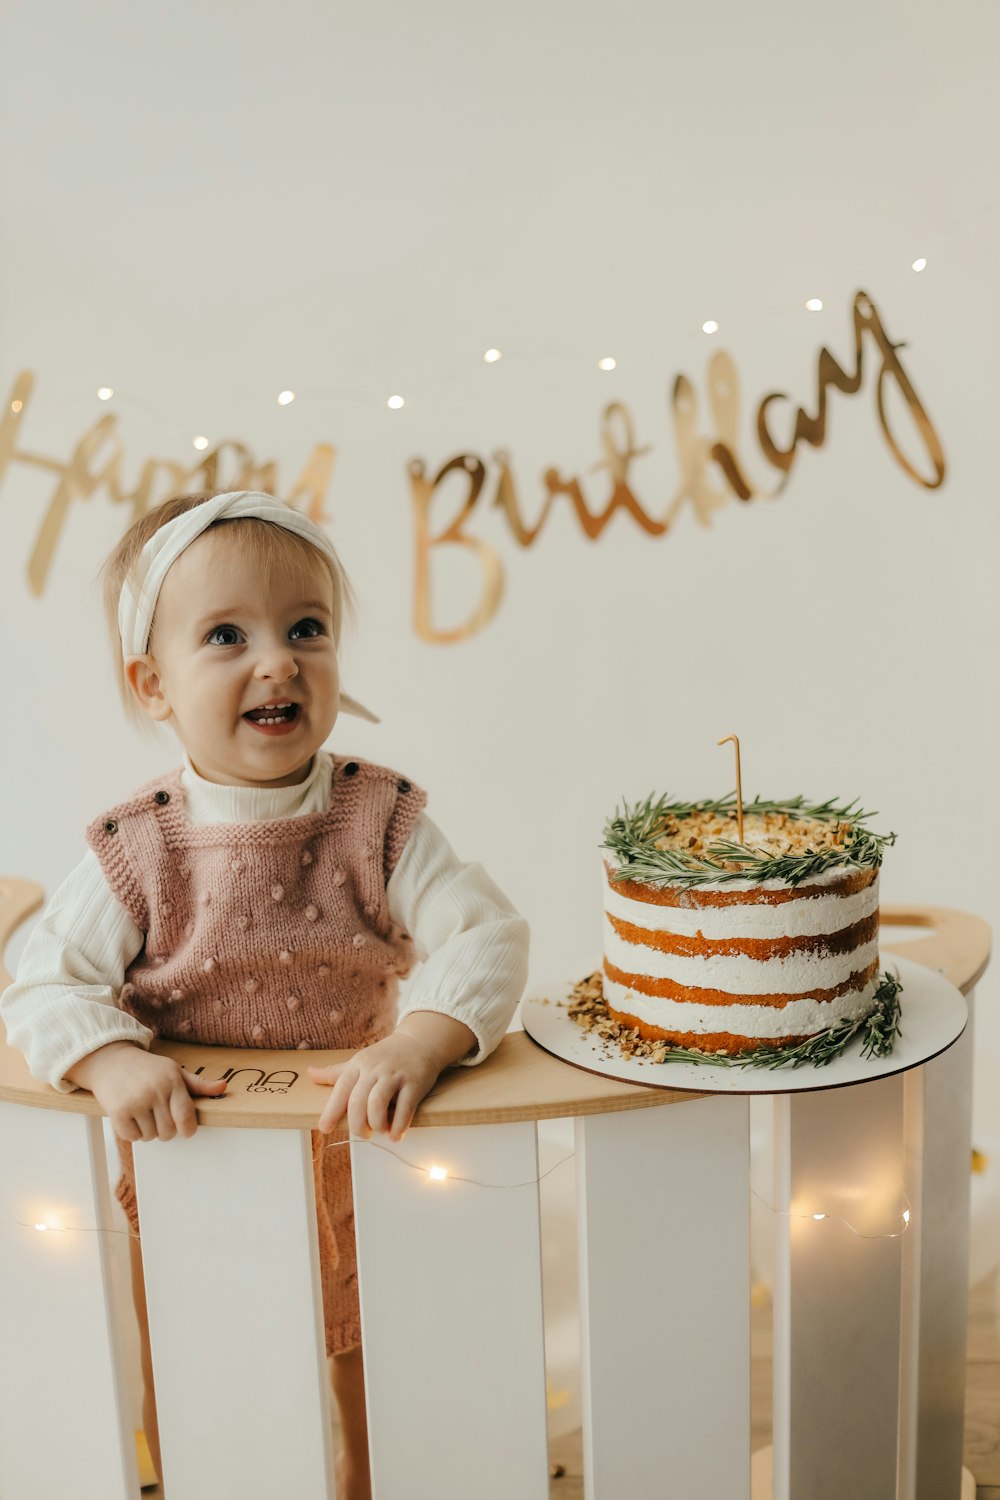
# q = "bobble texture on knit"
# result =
<box><xmin>85</xmin><ymin>756</ymin><xmax>427</xmax><ymax>1054</ymax></box>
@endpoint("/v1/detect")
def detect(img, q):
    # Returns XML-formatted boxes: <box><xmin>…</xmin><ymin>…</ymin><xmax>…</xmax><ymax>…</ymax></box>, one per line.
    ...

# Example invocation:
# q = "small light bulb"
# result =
<box><xmin>277</xmin><ymin>390</ymin><xmax>296</xmax><ymax>405</ymax></box>
<box><xmin>11</xmin><ymin>399</ymin><xmax>23</xmax><ymax>413</ymax></box>
<box><xmin>193</xmin><ymin>435</ymin><xmax>210</xmax><ymax>451</ymax></box>
<box><xmin>483</xmin><ymin>348</ymin><xmax>502</xmax><ymax>364</ymax></box>
<box><xmin>427</xmin><ymin>1165</ymin><xmax>448</xmax><ymax>1181</ymax></box>
<box><xmin>902</xmin><ymin>1209</ymin><xmax>911</xmax><ymax>1223</ymax></box>
<box><xmin>811</xmin><ymin>1213</ymin><xmax>826</xmax><ymax>1221</ymax></box>
<box><xmin>911</xmin><ymin>258</ymin><xmax>927</xmax><ymax>273</ymax></box>
<box><xmin>598</xmin><ymin>357</ymin><xmax>616</xmax><ymax>371</ymax></box>
<box><xmin>805</xmin><ymin>298</ymin><xmax>823</xmax><ymax>312</ymax></box>
<box><xmin>387</xmin><ymin>394</ymin><xmax>405</xmax><ymax>410</ymax></box>
<box><xmin>97</xmin><ymin>387</ymin><xmax>114</xmax><ymax>401</ymax></box>
<box><xmin>702</xmin><ymin>320</ymin><xmax>719</xmax><ymax>334</ymax></box>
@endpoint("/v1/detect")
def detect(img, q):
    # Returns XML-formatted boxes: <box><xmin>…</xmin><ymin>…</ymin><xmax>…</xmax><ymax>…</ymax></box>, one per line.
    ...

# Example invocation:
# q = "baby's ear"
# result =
<box><xmin>124</xmin><ymin>654</ymin><xmax>172</xmax><ymax>722</ymax></box>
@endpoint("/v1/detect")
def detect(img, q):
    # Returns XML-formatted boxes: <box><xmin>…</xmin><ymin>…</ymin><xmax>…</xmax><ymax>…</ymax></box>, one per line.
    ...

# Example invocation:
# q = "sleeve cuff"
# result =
<box><xmin>48</xmin><ymin>1026</ymin><xmax>154</xmax><ymax>1094</ymax></box>
<box><xmin>395</xmin><ymin>997</ymin><xmax>491</xmax><ymax>1065</ymax></box>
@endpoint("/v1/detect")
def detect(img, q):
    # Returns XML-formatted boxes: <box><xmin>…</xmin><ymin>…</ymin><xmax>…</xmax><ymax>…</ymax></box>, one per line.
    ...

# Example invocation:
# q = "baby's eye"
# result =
<box><xmin>206</xmin><ymin>625</ymin><xmax>244</xmax><ymax>647</ymax></box>
<box><xmin>289</xmin><ymin>618</ymin><xmax>325</xmax><ymax>639</ymax></box>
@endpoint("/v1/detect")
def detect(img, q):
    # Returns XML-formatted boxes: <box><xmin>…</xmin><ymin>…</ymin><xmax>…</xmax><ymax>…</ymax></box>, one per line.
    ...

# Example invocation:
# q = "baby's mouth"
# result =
<box><xmin>243</xmin><ymin>703</ymin><xmax>300</xmax><ymax>726</ymax></box>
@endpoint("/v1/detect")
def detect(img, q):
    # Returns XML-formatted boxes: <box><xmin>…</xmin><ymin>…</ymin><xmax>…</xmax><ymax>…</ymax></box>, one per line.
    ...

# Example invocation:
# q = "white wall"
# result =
<box><xmin>2</xmin><ymin>0</ymin><xmax>998</xmax><ymax>1127</ymax></box>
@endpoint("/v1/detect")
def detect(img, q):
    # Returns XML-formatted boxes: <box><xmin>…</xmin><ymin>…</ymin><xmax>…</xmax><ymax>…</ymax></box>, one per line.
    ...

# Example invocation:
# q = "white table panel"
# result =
<box><xmin>773</xmin><ymin>1075</ymin><xmax>905</xmax><ymax>1500</ymax></box>
<box><xmin>0</xmin><ymin>1101</ymin><xmax>136</xmax><ymax>1500</ymax></box>
<box><xmin>133</xmin><ymin>1127</ymin><xmax>334</xmax><ymax>1500</ymax></box>
<box><xmin>899</xmin><ymin>986</ymin><xmax>977</xmax><ymax>1500</ymax></box>
<box><xmin>351</xmin><ymin>1123</ymin><xmax>549</xmax><ymax>1500</ymax></box>
<box><xmin>576</xmin><ymin>1097</ymin><xmax>751</xmax><ymax>1500</ymax></box>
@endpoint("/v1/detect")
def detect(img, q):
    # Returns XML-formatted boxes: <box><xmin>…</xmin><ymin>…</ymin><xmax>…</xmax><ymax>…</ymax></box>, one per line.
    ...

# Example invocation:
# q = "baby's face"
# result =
<box><xmin>131</xmin><ymin>528</ymin><xmax>340</xmax><ymax>786</ymax></box>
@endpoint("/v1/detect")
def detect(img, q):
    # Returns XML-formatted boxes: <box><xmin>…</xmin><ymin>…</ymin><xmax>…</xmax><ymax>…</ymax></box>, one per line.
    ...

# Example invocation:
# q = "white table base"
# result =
<box><xmin>0</xmin><ymin>961</ymin><xmax>978</xmax><ymax>1499</ymax></box>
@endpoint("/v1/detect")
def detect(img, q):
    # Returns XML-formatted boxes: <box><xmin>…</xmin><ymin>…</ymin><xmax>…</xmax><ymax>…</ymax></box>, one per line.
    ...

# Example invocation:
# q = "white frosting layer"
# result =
<box><xmin>603</xmin><ymin>972</ymin><xmax>880</xmax><ymax>1040</ymax></box>
<box><xmin>604</xmin><ymin>873</ymin><xmax>879</xmax><ymax>939</ymax></box>
<box><xmin>604</xmin><ymin>920</ymin><xmax>879</xmax><ymax>996</ymax></box>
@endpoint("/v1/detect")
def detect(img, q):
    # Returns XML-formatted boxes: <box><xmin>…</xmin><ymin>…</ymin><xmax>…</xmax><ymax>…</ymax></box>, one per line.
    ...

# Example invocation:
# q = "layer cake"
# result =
<box><xmin>601</xmin><ymin>800</ymin><xmax>890</xmax><ymax>1057</ymax></box>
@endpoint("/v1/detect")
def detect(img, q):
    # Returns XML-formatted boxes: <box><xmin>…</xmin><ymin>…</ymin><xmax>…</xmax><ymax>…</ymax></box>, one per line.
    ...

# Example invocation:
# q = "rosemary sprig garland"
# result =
<box><xmin>602</xmin><ymin>792</ymin><xmax>896</xmax><ymax>888</ymax></box>
<box><xmin>568</xmin><ymin>970</ymin><xmax>903</xmax><ymax>1071</ymax></box>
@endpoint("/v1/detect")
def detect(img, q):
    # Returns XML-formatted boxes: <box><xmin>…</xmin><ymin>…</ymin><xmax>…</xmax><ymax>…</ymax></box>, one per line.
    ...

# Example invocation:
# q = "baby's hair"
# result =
<box><xmin>100</xmin><ymin>492</ymin><xmax>355</xmax><ymax>731</ymax></box>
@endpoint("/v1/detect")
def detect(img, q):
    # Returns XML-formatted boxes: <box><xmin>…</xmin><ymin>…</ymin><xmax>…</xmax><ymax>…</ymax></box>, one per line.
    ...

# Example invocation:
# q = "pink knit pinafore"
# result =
<box><xmin>85</xmin><ymin>754</ymin><xmax>426</xmax><ymax>1354</ymax></box>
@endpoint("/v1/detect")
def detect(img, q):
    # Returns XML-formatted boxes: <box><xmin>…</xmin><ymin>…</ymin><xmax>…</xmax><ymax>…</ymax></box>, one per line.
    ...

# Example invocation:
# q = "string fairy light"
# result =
<box><xmin>0</xmin><ymin>1141</ymin><xmax>576</xmax><ymax>1242</ymax></box>
<box><xmin>51</xmin><ymin>220</ymin><xmax>968</xmax><ymax>441</ymax></box>
<box><xmin>1</xmin><ymin>1137</ymin><xmax>916</xmax><ymax>1244</ymax></box>
<box><xmin>749</xmin><ymin>1185</ymin><xmax>913</xmax><ymax>1241</ymax></box>
<box><xmin>112</xmin><ymin>269</ymin><xmax>943</xmax><ymax>431</ymax></box>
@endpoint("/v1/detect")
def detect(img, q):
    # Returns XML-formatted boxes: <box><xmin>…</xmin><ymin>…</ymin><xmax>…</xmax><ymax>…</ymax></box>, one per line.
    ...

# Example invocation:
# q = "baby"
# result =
<box><xmin>0</xmin><ymin>489</ymin><xmax>529</xmax><ymax>1499</ymax></box>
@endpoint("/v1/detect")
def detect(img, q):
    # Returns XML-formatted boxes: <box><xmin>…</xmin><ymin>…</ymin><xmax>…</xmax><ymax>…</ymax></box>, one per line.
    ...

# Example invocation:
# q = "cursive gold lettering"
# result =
<box><xmin>704</xmin><ymin>351</ymin><xmax>776</xmax><ymax>503</ymax></box>
<box><xmin>409</xmin><ymin>455</ymin><xmax>505</xmax><ymax>644</ymax></box>
<box><xmin>0</xmin><ymin>370</ymin><xmax>339</xmax><ymax>594</ymax></box>
<box><xmin>664</xmin><ymin>374</ymin><xmax>734</xmax><ymax>528</ymax></box>
<box><xmin>411</xmin><ymin>290</ymin><xmax>945</xmax><ymax>637</ymax></box>
<box><xmin>5</xmin><ymin>289</ymin><xmax>946</xmax><ymax>637</ymax></box>
<box><xmin>490</xmin><ymin>403</ymin><xmax>664</xmax><ymax>547</ymax></box>
<box><xmin>756</xmin><ymin>290</ymin><xmax>945</xmax><ymax>489</ymax></box>
<box><xmin>861</xmin><ymin>293</ymin><xmax>946</xmax><ymax>488</ymax></box>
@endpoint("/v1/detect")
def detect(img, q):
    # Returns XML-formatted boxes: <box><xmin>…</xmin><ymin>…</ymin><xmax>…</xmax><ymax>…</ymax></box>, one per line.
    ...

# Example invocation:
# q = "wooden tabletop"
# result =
<box><xmin>0</xmin><ymin>877</ymin><xmax>990</xmax><ymax>1130</ymax></box>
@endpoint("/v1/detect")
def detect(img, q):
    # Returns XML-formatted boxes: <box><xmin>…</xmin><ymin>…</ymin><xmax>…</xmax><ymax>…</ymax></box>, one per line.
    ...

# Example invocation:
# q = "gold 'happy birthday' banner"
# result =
<box><xmin>1</xmin><ymin>290</ymin><xmax>944</xmax><ymax>644</ymax></box>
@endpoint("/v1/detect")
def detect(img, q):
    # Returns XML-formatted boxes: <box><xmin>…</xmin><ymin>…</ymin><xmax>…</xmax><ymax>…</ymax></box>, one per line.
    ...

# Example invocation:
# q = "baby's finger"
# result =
<box><xmin>171</xmin><ymin>1080</ymin><xmax>198</xmax><ymax>1138</ymax></box>
<box><xmin>113</xmin><ymin>1113</ymin><xmax>142</xmax><ymax>1143</ymax></box>
<box><xmin>347</xmin><ymin>1075</ymin><xmax>377</xmax><ymax>1140</ymax></box>
<box><xmin>366</xmin><ymin>1076</ymin><xmax>399</xmax><ymax>1136</ymax></box>
<box><xmin>307</xmin><ymin>1063</ymin><xmax>344</xmax><ymax>1088</ymax></box>
<box><xmin>184</xmin><ymin>1071</ymin><xmax>229</xmax><ymax>1098</ymax></box>
<box><xmin>152</xmin><ymin>1098</ymin><xmax>177</xmax><ymax>1141</ymax></box>
<box><xmin>389</xmin><ymin>1083</ymin><xmax>421</xmax><ymax>1141</ymax></box>
<box><xmin>318</xmin><ymin>1066</ymin><xmax>358</xmax><ymax>1134</ymax></box>
<box><xmin>133</xmin><ymin>1108</ymin><xmax>158</xmax><ymax>1143</ymax></box>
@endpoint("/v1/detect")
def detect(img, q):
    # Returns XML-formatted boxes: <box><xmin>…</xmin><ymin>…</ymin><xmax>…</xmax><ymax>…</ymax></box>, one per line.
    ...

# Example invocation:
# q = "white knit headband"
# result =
<box><xmin>117</xmin><ymin>490</ymin><xmax>378</xmax><ymax>723</ymax></box>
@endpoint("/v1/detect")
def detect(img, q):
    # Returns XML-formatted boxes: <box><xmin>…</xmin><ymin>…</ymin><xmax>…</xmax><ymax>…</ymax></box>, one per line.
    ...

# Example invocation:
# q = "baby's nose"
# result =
<box><xmin>254</xmin><ymin>644</ymin><xmax>299</xmax><ymax>679</ymax></box>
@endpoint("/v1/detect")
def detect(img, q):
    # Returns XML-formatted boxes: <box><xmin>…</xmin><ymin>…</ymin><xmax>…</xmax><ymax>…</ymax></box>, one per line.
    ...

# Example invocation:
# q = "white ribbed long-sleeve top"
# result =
<box><xmin>1</xmin><ymin>752</ymin><xmax>529</xmax><ymax>1092</ymax></box>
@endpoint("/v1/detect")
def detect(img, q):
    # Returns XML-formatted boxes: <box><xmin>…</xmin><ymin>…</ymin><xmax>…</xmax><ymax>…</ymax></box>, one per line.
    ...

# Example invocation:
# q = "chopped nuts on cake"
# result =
<box><xmin>652</xmin><ymin>810</ymin><xmax>849</xmax><ymax>860</ymax></box>
<box><xmin>564</xmin><ymin>973</ymin><xmax>707</xmax><ymax>1062</ymax></box>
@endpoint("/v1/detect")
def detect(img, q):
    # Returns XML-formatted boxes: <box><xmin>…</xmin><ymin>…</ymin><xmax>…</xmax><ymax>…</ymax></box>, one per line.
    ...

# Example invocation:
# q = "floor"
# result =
<box><xmin>963</xmin><ymin>1270</ymin><xmax>1000</xmax><ymax>1499</ymax></box>
<box><xmin>138</xmin><ymin>1272</ymin><xmax>1000</xmax><ymax>1497</ymax></box>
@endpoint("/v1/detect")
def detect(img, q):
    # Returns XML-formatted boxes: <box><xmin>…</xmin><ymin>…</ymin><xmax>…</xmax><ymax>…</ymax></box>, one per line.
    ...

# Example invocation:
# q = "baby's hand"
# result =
<box><xmin>308</xmin><ymin>1032</ymin><xmax>440</xmax><ymax>1141</ymax></box>
<box><xmin>66</xmin><ymin>1041</ymin><xmax>228</xmax><ymax>1141</ymax></box>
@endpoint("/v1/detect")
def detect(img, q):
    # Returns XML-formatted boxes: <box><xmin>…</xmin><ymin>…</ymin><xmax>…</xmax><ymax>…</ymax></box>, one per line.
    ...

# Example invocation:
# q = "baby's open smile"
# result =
<box><xmin>242</xmin><ymin>699</ymin><xmax>302</xmax><ymax>734</ymax></box>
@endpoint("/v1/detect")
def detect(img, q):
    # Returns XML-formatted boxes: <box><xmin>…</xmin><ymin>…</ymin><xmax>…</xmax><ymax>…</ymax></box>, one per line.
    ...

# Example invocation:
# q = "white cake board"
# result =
<box><xmin>520</xmin><ymin>955</ymin><xmax>967</xmax><ymax>1095</ymax></box>
<box><xmin>749</xmin><ymin>1447</ymin><xmax>976</xmax><ymax>1498</ymax></box>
